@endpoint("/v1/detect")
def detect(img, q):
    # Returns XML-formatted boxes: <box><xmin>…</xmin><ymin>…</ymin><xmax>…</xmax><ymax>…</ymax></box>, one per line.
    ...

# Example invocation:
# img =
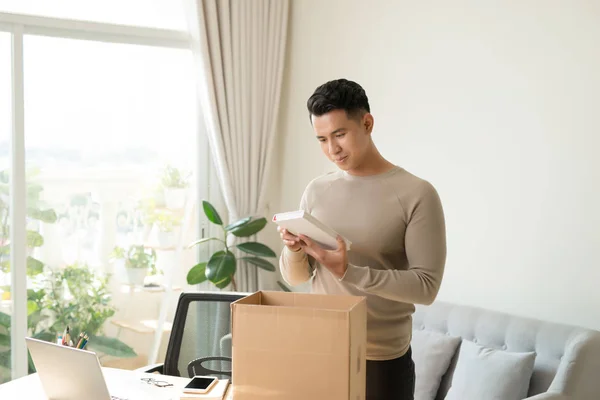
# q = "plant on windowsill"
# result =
<box><xmin>154</xmin><ymin>211</ymin><xmax>182</xmax><ymax>248</ymax></box>
<box><xmin>160</xmin><ymin>165</ymin><xmax>191</xmax><ymax>210</ymax></box>
<box><xmin>0</xmin><ymin>171</ymin><xmax>136</xmax><ymax>382</ymax></box>
<box><xmin>38</xmin><ymin>263</ymin><xmax>136</xmax><ymax>358</ymax></box>
<box><xmin>140</xmin><ymin>204</ymin><xmax>183</xmax><ymax>248</ymax></box>
<box><xmin>0</xmin><ymin>168</ymin><xmax>58</xmax><ymax>277</ymax></box>
<box><xmin>186</xmin><ymin>200</ymin><xmax>291</xmax><ymax>292</ymax></box>
<box><xmin>0</xmin><ymin>168</ymin><xmax>59</xmax><ymax>382</ymax></box>
<box><xmin>110</xmin><ymin>245</ymin><xmax>157</xmax><ymax>287</ymax></box>
<box><xmin>0</xmin><ymin>263</ymin><xmax>136</xmax><ymax>380</ymax></box>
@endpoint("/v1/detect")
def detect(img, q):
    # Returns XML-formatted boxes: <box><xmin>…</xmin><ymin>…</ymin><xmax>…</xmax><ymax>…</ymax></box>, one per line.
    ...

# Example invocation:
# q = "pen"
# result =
<box><xmin>79</xmin><ymin>334</ymin><xmax>89</xmax><ymax>349</ymax></box>
<box><xmin>76</xmin><ymin>332</ymin><xmax>84</xmax><ymax>349</ymax></box>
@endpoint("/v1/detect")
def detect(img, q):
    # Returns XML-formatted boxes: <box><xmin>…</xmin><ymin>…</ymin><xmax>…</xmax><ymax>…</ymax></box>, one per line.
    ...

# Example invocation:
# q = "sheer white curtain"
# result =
<box><xmin>184</xmin><ymin>0</ymin><xmax>289</xmax><ymax>291</ymax></box>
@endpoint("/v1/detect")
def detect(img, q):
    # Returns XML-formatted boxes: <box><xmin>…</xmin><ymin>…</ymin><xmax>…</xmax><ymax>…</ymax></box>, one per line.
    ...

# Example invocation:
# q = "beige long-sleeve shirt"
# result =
<box><xmin>279</xmin><ymin>166</ymin><xmax>447</xmax><ymax>361</ymax></box>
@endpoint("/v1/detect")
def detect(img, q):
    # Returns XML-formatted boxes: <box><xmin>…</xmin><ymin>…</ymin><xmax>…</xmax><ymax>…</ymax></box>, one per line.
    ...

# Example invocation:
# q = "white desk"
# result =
<box><xmin>0</xmin><ymin>367</ymin><xmax>233</xmax><ymax>399</ymax></box>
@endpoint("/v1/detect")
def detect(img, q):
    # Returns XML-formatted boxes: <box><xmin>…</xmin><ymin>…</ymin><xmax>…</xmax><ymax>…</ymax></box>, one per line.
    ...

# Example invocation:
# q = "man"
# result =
<box><xmin>278</xmin><ymin>79</ymin><xmax>447</xmax><ymax>399</ymax></box>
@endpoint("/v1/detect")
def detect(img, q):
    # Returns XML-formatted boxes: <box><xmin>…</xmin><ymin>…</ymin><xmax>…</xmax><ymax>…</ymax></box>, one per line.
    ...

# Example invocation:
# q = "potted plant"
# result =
<box><xmin>136</xmin><ymin>197</ymin><xmax>183</xmax><ymax>248</ymax></box>
<box><xmin>0</xmin><ymin>170</ymin><xmax>137</xmax><ymax>383</ymax></box>
<box><xmin>110</xmin><ymin>245</ymin><xmax>157</xmax><ymax>286</ymax></box>
<box><xmin>0</xmin><ymin>168</ymin><xmax>57</xmax><ymax>277</ymax></box>
<box><xmin>160</xmin><ymin>165</ymin><xmax>190</xmax><ymax>209</ymax></box>
<box><xmin>0</xmin><ymin>262</ymin><xmax>136</xmax><ymax>382</ymax></box>
<box><xmin>186</xmin><ymin>200</ymin><xmax>290</xmax><ymax>292</ymax></box>
<box><xmin>155</xmin><ymin>211</ymin><xmax>181</xmax><ymax>248</ymax></box>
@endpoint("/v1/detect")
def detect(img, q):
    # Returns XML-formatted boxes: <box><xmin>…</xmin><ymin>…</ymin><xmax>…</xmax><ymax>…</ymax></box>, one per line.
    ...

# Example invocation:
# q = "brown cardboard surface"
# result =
<box><xmin>231</xmin><ymin>291</ymin><xmax>367</xmax><ymax>400</ymax></box>
<box><xmin>348</xmin><ymin>298</ymin><xmax>368</xmax><ymax>399</ymax></box>
<box><xmin>258</xmin><ymin>290</ymin><xmax>364</xmax><ymax>310</ymax></box>
<box><xmin>233</xmin><ymin>291</ymin><xmax>262</xmax><ymax>306</ymax></box>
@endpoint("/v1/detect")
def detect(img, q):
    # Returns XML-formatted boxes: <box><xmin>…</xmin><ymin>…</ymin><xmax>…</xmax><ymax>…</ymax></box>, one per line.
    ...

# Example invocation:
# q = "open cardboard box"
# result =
<box><xmin>230</xmin><ymin>290</ymin><xmax>367</xmax><ymax>400</ymax></box>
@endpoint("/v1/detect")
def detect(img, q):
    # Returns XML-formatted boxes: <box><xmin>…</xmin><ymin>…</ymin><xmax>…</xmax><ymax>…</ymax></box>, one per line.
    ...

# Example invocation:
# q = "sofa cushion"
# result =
<box><xmin>411</xmin><ymin>330</ymin><xmax>461</xmax><ymax>400</ymax></box>
<box><xmin>445</xmin><ymin>339</ymin><xmax>536</xmax><ymax>400</ymax></box>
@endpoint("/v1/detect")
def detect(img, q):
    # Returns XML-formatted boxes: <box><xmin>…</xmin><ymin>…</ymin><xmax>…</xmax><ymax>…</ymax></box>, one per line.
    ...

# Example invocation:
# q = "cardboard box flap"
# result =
<box><xmin>232</xmin><ymin>291</ymin><xmax>262</xmax><ymax>305</ymax></box>
<box><xmin>231</xmin><ymin>291</ymin><xmax>262</xmax><ymax>334</ymax></box>
<box><xmin>240</xmin><ymin>291</ymin><xmax>364</xmax><ymax>311</ymax></box>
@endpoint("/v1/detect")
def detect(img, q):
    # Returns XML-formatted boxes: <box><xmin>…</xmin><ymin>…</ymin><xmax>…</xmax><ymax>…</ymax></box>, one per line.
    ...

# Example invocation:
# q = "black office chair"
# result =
<box><xmin>187</xmin><ymin>356</ymin><xmax>232</xmax><ymax>379</ymax></box>
<box><xmin>139</xmin><ymin>291</ymin><xmax>247</xmax><ymax>379</ymax></box>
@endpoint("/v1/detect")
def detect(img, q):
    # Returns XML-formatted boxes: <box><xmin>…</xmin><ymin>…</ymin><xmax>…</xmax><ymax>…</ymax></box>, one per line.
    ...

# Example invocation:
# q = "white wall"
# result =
<box><xmin>271</xmin><ymin>0</ymin><xmax>600</xmax><ymax>329</ymax></box>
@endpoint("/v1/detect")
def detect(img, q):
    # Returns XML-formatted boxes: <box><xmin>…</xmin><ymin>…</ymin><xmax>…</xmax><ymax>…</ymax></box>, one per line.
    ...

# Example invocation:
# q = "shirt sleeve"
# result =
<box><xmin>279</xmin><ymin>186</ymin><xmax>314</xmax><ymax>286</ymax></box>
<box><xmin>340</xmin><ymin>181</ymin><xmax>447</xmax><ymax>305</ymax></box>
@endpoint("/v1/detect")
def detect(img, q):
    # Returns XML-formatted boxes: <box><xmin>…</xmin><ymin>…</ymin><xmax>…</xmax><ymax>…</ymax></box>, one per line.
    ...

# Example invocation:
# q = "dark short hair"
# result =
<box><xmin>307</xmin><ymin>79</ymin><xmax>370</xmax><ymax>120</ymax></box>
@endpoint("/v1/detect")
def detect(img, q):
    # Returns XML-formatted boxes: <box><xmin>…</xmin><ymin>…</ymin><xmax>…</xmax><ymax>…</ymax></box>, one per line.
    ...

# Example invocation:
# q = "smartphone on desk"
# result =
<box><xmin>183</xmin><ymin>375</ymin><xmax>218</xmax><ymax>394</ymax></box>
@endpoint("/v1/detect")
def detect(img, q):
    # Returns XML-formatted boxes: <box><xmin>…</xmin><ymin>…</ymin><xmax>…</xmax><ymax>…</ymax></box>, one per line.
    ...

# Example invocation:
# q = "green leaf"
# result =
<box><xmin>27</xmin><ymin>288</ymin><xmax>45</xmax><ymax>303</ymax></box>
<box><xmin>0</xmin><ymin>312</ymin><xmax>10</xmax><ymax>328</ymax></box>
<box><xmin>205</xmin><ymin>250</ymin><xmax>236</xmax><ymax>284</ymax></box>
<box><xmin>202</xmin><ymin>200</ymin><xmax>223</xmax><ymax>225</ymax></box>
<box><xmin>26</xmin><ymin>230</ymin><xmax>44</xmax><ymax>247</ymax></box>
<box><xmin>187</xmin><ymin>237</ymin><xmax>222</xmax><ymax>248</ymax></box>
<box><xmin>0</xmin><ymin>260</ymin><xmax>10</xmax><ymax>274</ymax></box>
<box><xmin>28</xmin><ymin>351</ymin><xmax>35</xmax><ymax>374</ymax></box>
<box><xmin>0</xmin><ymin>351</ymin><xmax>9</xmax><ymax>367</ymax></box>
<box><xmin>230</xmin><ymin>218</ymin><xmax>267</xmax><ymax>237</ymax></box>
<box><xmin>87</xmin><ymin>335</ymin><xmax>137</xmax><ymax>358</ymax></box>
<box><xmin>0</xmin><ymin>334</ymin><xmax>9</xmax><ymax>347</ymax></box>
<box><xmin>26</xmin><ymin>257</ymin><xmax>44</xmax><ymax>276</ymax></box>
<box><xmin>26</xmin><ymin>183</ymin><xmax>43</xmax><ymax>197</ymax></box>
<box><xmin>27</xmin><ymin>208</ymin><xmax>57</xmax><ymax>224</ymax></box>
<box><xmin>225</xmin><ymin>216</ymin><xmax>251</xmax><ymax>231</ymax></box>
<box><xmin>214</xmin><ymin>275</ymin><xmax>233</xmax><ymax>289</ymax></box>
<box><xmin>186</xmin><ymin>262</ymin><xmax>208</xmax><ymax>285</ymax></box>
<box><xmin>277</xmin><ymin>280</ymin><xmax>292</xmax><ymax>292</ymax></box>
<box><xmin>27</xmin><ymin>300</ymin><xmax>38</xmax><ymax>316</ymax></box>
<box><xmin>33</xmin><ymin>330</ymin><xmax>55</xmax><ymax>343</ymax></box>
<box><xmin>40</xmin><ymin>209</ymin><xmax>57</xmax><ymax>223</ymax></box>
<box><xmin>236</xmin><ymin>242</ymin><xmax>276</xmax><ymax>258</ymax></box>
<box><xmin>28</xmin><ymin>310</ymin><xmax>47</xmax><ymax>329</ymax></box>
<box><xmin>240</xmin><ymin>256</ymin><xmax>275</xmax><ymax>272</ymax></box>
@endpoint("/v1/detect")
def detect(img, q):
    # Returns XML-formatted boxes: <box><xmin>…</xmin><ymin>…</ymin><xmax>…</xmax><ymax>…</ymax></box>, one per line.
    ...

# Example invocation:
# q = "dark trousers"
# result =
<box><xmin>366</xmin><ymin>347</ymin><xmax>415</xmax><ymax>400</ymax></box>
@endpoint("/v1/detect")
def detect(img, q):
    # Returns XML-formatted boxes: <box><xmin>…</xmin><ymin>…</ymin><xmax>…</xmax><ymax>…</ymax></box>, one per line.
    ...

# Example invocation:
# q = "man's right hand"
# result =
<box><xmin>277</xmin><ymin>226</ymin><xmax>302</xmax><ymax>252</ymax></box>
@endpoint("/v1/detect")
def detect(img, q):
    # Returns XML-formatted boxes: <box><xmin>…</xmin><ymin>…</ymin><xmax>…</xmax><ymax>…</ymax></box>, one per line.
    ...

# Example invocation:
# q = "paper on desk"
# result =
<box><xmin>180</xmin><ymin>379</ymin><xmax>230</xmax><ymax>400</ymax></box>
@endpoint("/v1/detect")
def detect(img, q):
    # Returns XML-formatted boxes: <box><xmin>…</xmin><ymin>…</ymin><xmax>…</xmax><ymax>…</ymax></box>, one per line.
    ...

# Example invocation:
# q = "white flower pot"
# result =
<box><xmin>125</xmin><ymin>268</ymin><xmax>147</xmax><ymax>286</ymax></box>
<box><xmin>164</xmin><ymin>188</ymin><xmax>186</xmax><ymax>209</ymax></box>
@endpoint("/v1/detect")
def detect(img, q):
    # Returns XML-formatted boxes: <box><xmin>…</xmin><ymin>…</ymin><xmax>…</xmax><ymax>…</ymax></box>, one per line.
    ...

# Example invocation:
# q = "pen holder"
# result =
<box><xmin>56</xmin><ymin>329</ymin><xmax>89</xmax><ymax>350</ymax></box>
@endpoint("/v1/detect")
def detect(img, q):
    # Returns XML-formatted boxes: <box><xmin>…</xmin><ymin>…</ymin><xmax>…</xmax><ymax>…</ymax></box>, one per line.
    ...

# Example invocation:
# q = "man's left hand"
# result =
<box><xmin>298</xmin><ymin>234</ymin><xmax>348</xmax><ymax>279</ymax></box>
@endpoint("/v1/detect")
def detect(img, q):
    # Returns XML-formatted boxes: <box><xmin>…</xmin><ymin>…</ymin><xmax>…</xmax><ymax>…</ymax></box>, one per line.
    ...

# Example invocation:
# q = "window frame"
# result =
<box><xmin>0</xmin><ymin>11</ymin><xmax>207</xmax><ymax>380</ymax></box>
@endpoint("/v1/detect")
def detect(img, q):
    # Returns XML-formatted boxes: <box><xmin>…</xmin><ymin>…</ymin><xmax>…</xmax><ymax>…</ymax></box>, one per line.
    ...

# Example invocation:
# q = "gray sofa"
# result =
<box><xmin>411</xmin><ymin>301</ymin><xmax>600</xmax><ymax>400</ymax></box>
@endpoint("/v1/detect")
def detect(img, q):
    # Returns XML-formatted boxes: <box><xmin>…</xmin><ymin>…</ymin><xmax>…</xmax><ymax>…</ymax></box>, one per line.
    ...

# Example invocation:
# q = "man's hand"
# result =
<box><xmin>298</xmin><ymin>234</ymin><xmax>348</xmax><ymax>279</ymax></box>
<box><xmin>277</xmin><ymin>226</ymin><xmax>302</xmax><ymax>252</ymax></box>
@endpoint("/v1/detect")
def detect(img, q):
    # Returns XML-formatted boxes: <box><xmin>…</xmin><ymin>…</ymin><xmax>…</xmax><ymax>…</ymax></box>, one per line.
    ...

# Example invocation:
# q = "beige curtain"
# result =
<box><xmin>184</xmin><ymin>0</ymin><xmax>290</xmax><ymax>291</ymax></box>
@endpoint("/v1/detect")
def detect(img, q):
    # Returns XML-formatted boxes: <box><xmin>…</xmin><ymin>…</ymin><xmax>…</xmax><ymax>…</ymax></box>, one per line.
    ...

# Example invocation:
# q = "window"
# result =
<box><xmin>0</xmin><ymin>10</ymin><xmax>203</xmax><ymax>384</ymax></box>
<box><xmin>0</xmin><ymin>1</ymin><xmax>187</xmax><ymax>30</ymax></box>
<box><xmin>23</xmin><ymin>35</ymin><xmax>197</xmax><ymax>175</ymax></box>
<box><xmin>0</xmin><ymin>31</ymin><xmax>11</xmax><ymax>384</ymax></box>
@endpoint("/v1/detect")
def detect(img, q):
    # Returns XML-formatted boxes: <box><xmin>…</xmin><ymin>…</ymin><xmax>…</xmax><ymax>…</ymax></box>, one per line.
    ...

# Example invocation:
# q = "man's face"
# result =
<box><xmin>311</xmin><ymin>109</ymin><xmax>373</xmax><ymax>173</ymax></box>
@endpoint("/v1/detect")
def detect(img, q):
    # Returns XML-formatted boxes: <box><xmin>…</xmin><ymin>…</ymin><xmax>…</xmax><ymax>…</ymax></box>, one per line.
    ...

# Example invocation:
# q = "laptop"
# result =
<box><xmin>26</xmin><ymin>337</ymin><xmax>125</xmax><ymax>400</ymax></box>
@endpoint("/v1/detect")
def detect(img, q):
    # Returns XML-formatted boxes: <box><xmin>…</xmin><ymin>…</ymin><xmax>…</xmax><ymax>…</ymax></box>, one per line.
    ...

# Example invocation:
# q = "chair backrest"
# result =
<box><xmin>162</xmin><ymin>291</ymin><xmax>247</xmax><ymax>378</ymax></box>
<box><xmin>187</xmin><ymin>356</ymin><xmax>232</xmax><ymax>379</ymax></box>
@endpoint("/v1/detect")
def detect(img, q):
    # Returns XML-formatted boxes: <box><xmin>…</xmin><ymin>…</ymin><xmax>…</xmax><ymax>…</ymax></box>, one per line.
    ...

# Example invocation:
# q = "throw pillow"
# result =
<box><xmin>411</xmin><ymin>330</ymin><xmax>461</xmax><ymax>400</ymax></box>
<box><xmin>445</xmin><ymin>339</ymin><xmax>536</xmax><ymax>400</ymax></box>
